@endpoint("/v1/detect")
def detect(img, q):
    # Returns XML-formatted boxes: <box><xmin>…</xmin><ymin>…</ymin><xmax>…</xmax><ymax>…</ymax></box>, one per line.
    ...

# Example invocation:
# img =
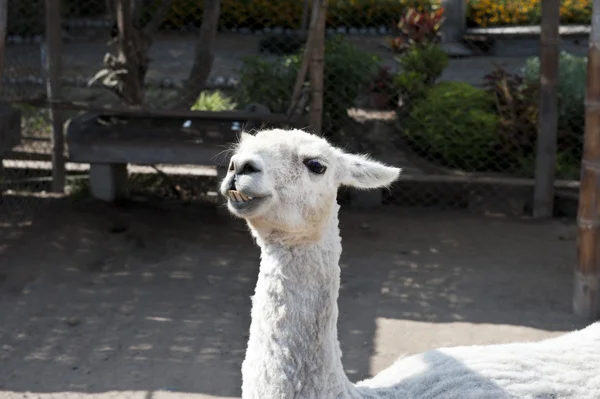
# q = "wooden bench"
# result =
<box><xmin>65</xmin><ymin>110</ymin><xmax>293</xmax><ymax>204</ymax></box>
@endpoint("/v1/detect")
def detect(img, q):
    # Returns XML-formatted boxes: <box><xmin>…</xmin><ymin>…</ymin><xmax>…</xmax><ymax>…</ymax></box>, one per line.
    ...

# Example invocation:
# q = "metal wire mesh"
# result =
<box><xmin>0</xmin><ymin>0</ymin><xmax>586</xmax><ymax>223</ymax></box>
<box><xmin>0</xmin><ymin>1</ymin><xmax>592</xmax><ymax>398</ymax></box>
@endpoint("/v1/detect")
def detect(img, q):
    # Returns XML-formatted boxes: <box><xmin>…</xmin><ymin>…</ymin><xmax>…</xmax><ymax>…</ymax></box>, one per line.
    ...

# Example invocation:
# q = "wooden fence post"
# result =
<box><xmin>309</xmin><ymin>0</ymin><xmax>326</xmax><ymax>135</ymax></box>
<box><xmin>532</xmin><ymin>0</ymin><xmax>560</xmax><ymax>219</ymax></box>
<box><xmin>0</xmin><ymin>0</ymin><xmax>6</xmax><ymax>83</ymax></box>
<box><xmin>574</xmin><ymin>0</ymin><xmax>600</xmax><ymax>320</ymax></box>
<box><xmin>44</xmin><ymin>0</ymin><xmax>66</xmax><ymax>193</ymax></box>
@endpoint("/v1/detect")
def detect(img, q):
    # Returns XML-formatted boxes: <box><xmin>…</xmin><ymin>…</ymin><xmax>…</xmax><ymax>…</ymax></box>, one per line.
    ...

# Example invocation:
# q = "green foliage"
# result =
<box><xmin>191</xmin><ymin>90</ymin><xmax>237</xmax><ymax>111</ymax></box>
<box><xmin>482</xmin><ymin>64</ymin><xmax>540</xmax><ymax>171</ymax></box>
<box><xmin>403</xmin><ymin>82</ymin><xmax>500</xmax><ymax>171</ymax></box>
<box><xmin>524</xmin><ymin>52</ymin><xmax>586</xmax><ymax>135</ymax></box>
<box><xmin>322</xmin><ymin>35</ymin><xmax>380</xmax><ymax>133</ymax></box>
<box><xmin>394</xmin><ymin>70</ymin><xmax>428</xmax><ymax>103</ymax></box>
<box><xmin>234</xmin><ymin>55</ymin><xmax>300</xmax><ymax>114</ymax></box>
<box><xmin>523</xmin><ymin>52</ymin><xmax>585</xmax><ymax>178</ymax></box>
<box><xmin>235</xmin><ymin>35</ymin><xmax>379</xmax><ymax>136</ymax></box>
<box><xmin>396</xmin><ymin>42</ymin><xmax>449</xmax><ymax>85</ymax></box>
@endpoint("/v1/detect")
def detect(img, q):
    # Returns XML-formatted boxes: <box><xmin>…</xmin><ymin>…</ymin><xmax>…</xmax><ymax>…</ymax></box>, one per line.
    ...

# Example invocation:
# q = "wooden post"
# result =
<box><xmin>44</xmin><ymin>0</ymin><xmax>66</xmax><ymax>193</ymax></box>
<box><xmin>301</xmin><ymin>0</ymin><xmax>310</xmax><ymax>33</ymax></box>
<box><xmin>309</xmin><ymin>0</ymin><xmax>326</xmax><ymax>135</ymax></box>
<box><xmin>0</xmin><ymin>0</ymin><xmax>6</xmax><ymax>83</ymax></box>
<box><xmin>115</xmin><ymin>0</ymin><xmax>145</xmax><ymax>105</ymax></box>
<box><xmin>532</xmin><ymin>0</ymin><xmax>560</xmax><ymax>219</ymax></box>
<box><xmin>287</xmin><ymin>0</ymin><xmax>320</xmax><ymax>118</ymax></box>
<box><xmin>574</xmin><ymin>0</ymin><xmax>600</xmax><ymax>320</ymax></box>
<box><xmin>171</xmin><ymin>0</ymin><xmax>220</xmax><ymax>109</ymax></box>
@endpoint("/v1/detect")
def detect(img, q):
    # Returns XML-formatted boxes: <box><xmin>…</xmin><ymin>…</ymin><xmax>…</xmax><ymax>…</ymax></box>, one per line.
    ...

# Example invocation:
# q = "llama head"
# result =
<box><xmin>219</xmin><ymin>128</ymin><xmax>401</xmax><ymax>243</ymax></box>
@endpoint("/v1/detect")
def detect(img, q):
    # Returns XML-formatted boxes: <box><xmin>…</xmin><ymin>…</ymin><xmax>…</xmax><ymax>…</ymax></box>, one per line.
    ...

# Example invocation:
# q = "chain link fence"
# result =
<box><xmin>0</xmin><ymin>0</ymin><xmax>587</xmax><ymax>224</ymax></box>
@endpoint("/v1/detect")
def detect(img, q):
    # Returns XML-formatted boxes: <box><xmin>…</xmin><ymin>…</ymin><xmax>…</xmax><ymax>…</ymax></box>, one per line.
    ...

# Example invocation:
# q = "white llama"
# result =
<box><xmin>219</xmin><ymin>128</ymin><xmax>600</xmax><ymax>399</ymax></box>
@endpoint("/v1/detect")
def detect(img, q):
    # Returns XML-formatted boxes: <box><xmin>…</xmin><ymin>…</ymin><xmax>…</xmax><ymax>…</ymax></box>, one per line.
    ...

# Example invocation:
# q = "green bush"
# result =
<box><xmin>403</xmin><ymin>81</ymin><xmax>500</xmax><ymax>171</ymax></box>
<box><xmin>235</xmin><ymin>35</ymin><xmax>379</xmax><ymax>136</ymax></box>
<box><xmin>396</xmin><ymin>42</ymin><xmax>449</xmax><ymax>85</ymax></box>
<box><xmin>234</xmin><ymin>55</ymin><xmax>300</xmax><ymax>114</ymax></box>
<box><xmin>524</xmin><ymin>52</ymin><xmax>585</xmax><ymax>179</ymax></box>
<box><xmin>191</xmin><ymin>90</ymin><xmax>237</xmax><ymax>111</ymax></box>
<box><xmin>524</xmin><ymin>52</ymin><xmax>586</xmax><ymax>135</ymax></box>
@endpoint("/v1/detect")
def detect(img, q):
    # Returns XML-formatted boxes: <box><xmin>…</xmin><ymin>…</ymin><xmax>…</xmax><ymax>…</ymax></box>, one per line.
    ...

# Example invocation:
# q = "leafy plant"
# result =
<box><xmin>482</xmin><ymin>64</ymin><xmax>540</xmax><ymax>163</ymax></box>
<box><xmin>235</xmin><ymin>35</ymin><xmax>379</xmax><ymax>136</ymax></box>
<box><xmin>398</xmin><ymin>7</ymin><xmax>445</xmax><ymax>46</ymax></box>
<box><xmin>191</xmin><ymin>90</ymin><xmax>237</xmax><ymax>111</ymax></box>
<box><xmin>396</xmin><ymin>42</ymin><xmax>449</xmax><ymax>85</ymax></box>
<box><xmin>322</xmin><ymin>36</ymin><xmax>380</xmax><ymax>133</ymax></box>
<box><xmin>524</xmin><ymin>52</ymin><xmax>586</xmax><ymax>135</ymax></box>
<box><xmin>523</xmin><ymin>52</ymin><xmax>586</xmax><ymax>178</ymax></box>
<box><xmin>467</xmin><ymin>0</ymin><xmax>592</xmax><ymax>27</ymax></box>
<box><xmin>394</xmin><ymin>70</ymin><xmax>428</xmax><ymax>110</ymax></box>
<box><xmin>403</xmin><ymin>81</ymin><xmax>500</xmax><ymax>171</ymax></box>
<box><xmin>369</xmin><ymin>66</ymin><xmax>395</xmax><ymax>94</ymax></box>
<box><xmin>234</xmin><ymin>55</ymin><xmax>300</xmax><ymax>114</ymax></box>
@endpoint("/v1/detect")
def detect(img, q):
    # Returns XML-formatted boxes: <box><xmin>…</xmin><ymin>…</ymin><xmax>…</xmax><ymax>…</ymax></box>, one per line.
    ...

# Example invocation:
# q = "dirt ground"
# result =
<box><xmin>0</xmin><ymin>198</ymin><xmax>590</xmax><ymax>399</ymax></box>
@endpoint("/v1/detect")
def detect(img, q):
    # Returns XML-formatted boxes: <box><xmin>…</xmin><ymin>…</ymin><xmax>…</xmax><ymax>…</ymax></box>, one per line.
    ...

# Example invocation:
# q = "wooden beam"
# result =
<box><xmin>22</xmin><ymin>98</ymin><xmax>299</xmax><ymax>124</ymax></box>
<box><xmin>533</xmin><ymin>0</ymin><xmax>560</xmax><ymax>218</ymax></box>
<box><xmin>309</xmin><ymin>0</ymin><xmax>326</xmax><ymax>135</ymax></box>
<box><xmin>44</xmin><ymin>0</ymin><xmax>66</xmax><ymax>193</ymax></box>
<box><xmin>574</xmin><ymin>0</ymin><xmax>600</xmax><ymax>320</ymax></box>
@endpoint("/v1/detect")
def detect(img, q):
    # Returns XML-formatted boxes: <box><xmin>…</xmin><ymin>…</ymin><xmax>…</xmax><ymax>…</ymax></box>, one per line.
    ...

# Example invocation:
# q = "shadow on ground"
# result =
<box><xmin>0</xmin><ymin>199</ymin><xmax>588</xmax><ymax>398</ymax></box>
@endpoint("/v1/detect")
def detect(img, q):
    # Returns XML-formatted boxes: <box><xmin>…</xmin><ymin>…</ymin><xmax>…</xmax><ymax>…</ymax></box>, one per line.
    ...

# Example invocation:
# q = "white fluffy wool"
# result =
<box><xmin>220</xmin><ymin>128</ymin><xmax>600</xmax><ymax>399</ymax></box>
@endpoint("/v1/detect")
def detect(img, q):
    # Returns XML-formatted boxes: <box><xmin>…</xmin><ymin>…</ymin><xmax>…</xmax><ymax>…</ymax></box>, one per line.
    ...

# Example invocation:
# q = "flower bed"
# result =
<box><xmin>8</xmin><ymin>0</ymin><xmax>592</xmax><ymax>37</ymax></box>
<box><xmin>467</xmin><ymin>0</ymin><xmax>592</xmax><ymax>27</ymax></box>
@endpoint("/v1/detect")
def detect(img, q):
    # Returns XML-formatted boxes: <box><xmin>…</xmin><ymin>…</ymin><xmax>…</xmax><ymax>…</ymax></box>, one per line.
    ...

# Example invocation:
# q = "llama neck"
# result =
<box><xmin>241</xmin><ymin>206</ymin><xmax>361</xmax><ymax>399</ymax></box>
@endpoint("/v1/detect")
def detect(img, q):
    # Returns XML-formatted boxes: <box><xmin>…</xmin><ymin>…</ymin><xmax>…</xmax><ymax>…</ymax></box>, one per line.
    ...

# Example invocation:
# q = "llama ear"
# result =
<box><xmin>339</xmin><ymin>153</ymin><xmax>402</xmax><ymax>189</ymax></box>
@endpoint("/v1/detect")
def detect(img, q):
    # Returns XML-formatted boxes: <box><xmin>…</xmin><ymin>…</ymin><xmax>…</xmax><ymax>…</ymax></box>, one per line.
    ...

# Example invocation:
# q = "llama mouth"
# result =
<box><xmin>226</xmin><ymin>190</ymin><xmax>264</xmax><ymax>209</ymax></box>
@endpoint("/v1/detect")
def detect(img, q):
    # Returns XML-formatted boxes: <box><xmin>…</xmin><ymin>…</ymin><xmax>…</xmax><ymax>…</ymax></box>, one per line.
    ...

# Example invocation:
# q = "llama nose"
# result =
<box><xmin>231</xmin><ymin>158</ymin><xmax>261</xmax><ymax>176</ymax></box>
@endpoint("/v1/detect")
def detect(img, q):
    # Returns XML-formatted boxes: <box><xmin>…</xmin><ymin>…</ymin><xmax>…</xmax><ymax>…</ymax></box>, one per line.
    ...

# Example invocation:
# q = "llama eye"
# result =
<box><xmin>304</xmin><ymin>159</ymin><xmax>327</xmax><ymax>175</ymax></box>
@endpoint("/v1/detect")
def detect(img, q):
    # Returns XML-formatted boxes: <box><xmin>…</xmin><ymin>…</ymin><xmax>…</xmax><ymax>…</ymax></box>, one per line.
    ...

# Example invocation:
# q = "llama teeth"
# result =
<box><xmin>228</xmin><ymin>190</ymin><xmax>254</xmax><ymax>203</ymax></box>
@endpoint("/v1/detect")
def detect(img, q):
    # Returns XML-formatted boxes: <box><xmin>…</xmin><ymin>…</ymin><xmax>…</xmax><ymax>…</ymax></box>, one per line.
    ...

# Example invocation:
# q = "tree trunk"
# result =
<box><xmin>533</xmin><ymin>0</ymin><xmax>560</xmax><ymax>219</ymax></box>
<box><xmin>309</xmin><ymin>0</ymin><xmax>326</xmax><ymax>135</ymax></box>
<box><xmin>114</xmin><ymin>0</ymin><xmax>146</xmax><ymax>105</ymax></box>
<box><xmin>171</xmin><ymin>0</ymin><xmax>220</xmax><ymax>110</ymax></box>
<box><xmin>574</xmin><ymin>0</ymin><xmax>600</xmax><ymax>320</ymax></box>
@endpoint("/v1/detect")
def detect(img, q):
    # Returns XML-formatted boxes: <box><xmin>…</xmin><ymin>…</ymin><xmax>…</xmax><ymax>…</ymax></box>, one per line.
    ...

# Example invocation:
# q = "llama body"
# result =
<box><xmin>220</xmin><ymin>128</ymin><xmax>600</xmax><ymax>399</ymax></box>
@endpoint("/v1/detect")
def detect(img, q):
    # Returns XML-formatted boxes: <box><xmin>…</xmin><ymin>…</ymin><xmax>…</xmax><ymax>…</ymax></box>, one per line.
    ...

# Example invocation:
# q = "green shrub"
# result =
<box><xmin>393</xmin><ymin>70</ymin><xmax>428</xmax><ymax>116</ymax></box>
<box><xmin>524</xmin><ymin>52</ymin><xmax>586</xmax><ymax>135</ymax></box>
<box><xmin>396</xmin><ymin>42</ymin><xmax>449</xmax><ymax>85</ymax></box>
<box><xmin>403</xmin><ymin>81</ymin><xmax>500</xmax><ymax>171</ymax></box>
<box><xmin>234</xmin><ymin>55</ymin><xmax>300</xmax><ymax>114</ymax></box>
<box><xmin>481</xmin><ymin>64</ymin><xmax>540</xmax><ymax>175</ymax></box>
<box><xmin>524</xmin><ymin>52</ymin><xmax>585</xmax><ymax>178</ymax></box>
<box><xmin>321</xmin><ymin>35</ymin><xmax>380</xmax><ymax>133</ymax></box>
<box><xmin>191</xmin><ymin>90</ymin><xmax>237</xmax><ymax>111</ymax></box>
<box><xmin>235</xmin><ymin>35</ymin><xmax>379</xmax><ymax>136</ymax></box>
